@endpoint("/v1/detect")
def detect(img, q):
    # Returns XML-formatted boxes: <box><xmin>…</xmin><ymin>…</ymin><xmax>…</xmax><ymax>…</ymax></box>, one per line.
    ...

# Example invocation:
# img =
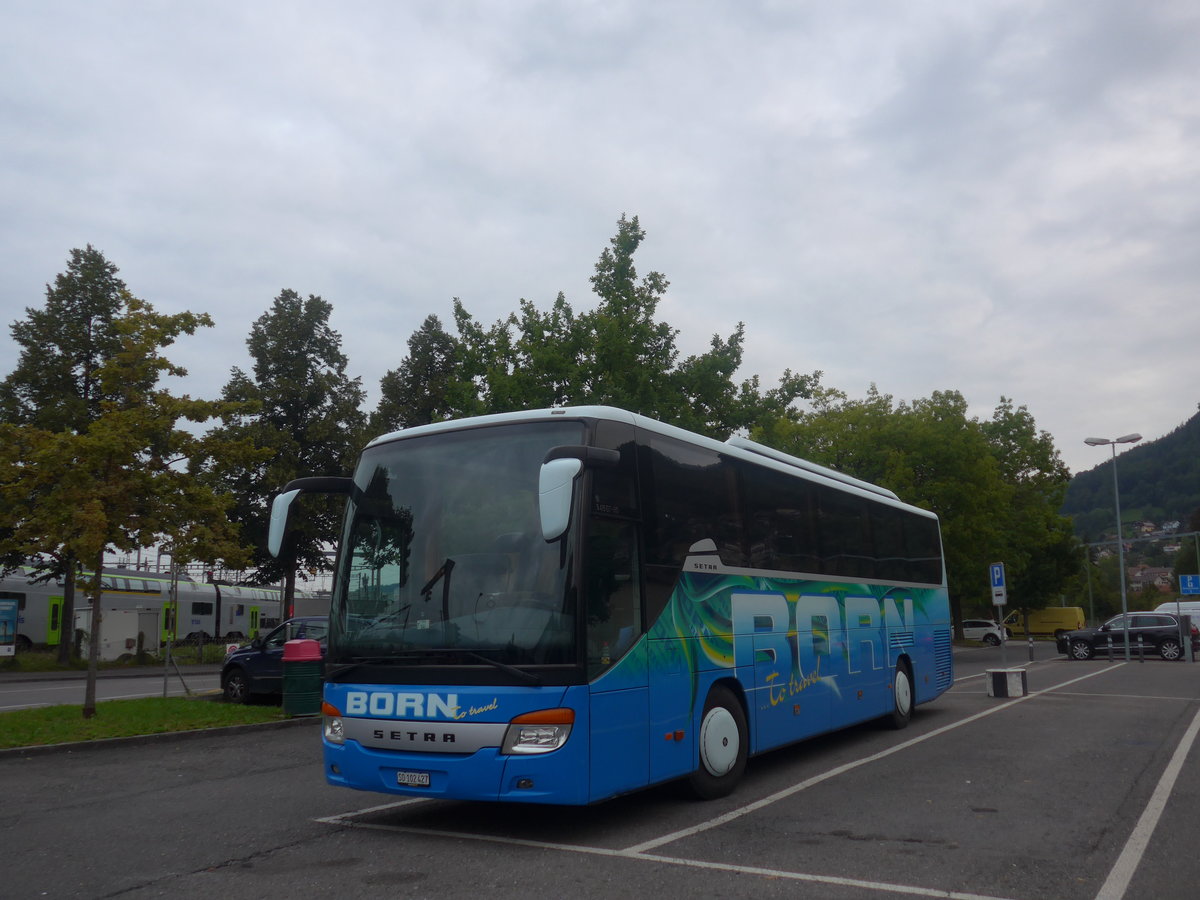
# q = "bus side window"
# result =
<box><xmin>586</xmin><ymin>518</ymin><xmax>642</xmax><ymax>676</ymax></box>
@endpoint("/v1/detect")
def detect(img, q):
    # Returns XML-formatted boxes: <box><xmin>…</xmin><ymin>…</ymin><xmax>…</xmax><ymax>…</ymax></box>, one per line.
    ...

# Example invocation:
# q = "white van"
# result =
<box><xmin>1155</xmin><ymin>600</ymin><xmax>1200</xmax><ymax>617</ymax></box>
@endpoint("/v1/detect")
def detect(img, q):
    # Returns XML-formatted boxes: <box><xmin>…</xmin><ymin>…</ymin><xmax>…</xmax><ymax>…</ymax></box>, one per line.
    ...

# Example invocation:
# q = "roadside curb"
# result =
<box><xmin>0</xmin><ymin>714</ymin><xmax>320</xmax><ymax>759</ymax></box>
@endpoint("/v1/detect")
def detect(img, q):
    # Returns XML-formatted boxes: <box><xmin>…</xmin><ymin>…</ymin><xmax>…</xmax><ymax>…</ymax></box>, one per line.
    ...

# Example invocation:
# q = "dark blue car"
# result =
<box><xmin>221</xmin><ymin>616</ymin><xmax>328</xmax><ymax>703</ymax></box>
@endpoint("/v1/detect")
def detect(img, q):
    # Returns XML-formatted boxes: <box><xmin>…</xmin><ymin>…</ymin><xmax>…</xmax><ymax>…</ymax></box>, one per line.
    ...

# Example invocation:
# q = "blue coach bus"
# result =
<box><xmin>269</xmin><ymin>406</ymin><xmax>952</xmax><ymax>805</ymax></box>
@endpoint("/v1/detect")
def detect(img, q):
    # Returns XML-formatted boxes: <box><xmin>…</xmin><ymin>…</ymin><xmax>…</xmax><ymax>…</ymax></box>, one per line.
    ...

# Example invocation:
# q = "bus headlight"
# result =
<box><xmin>323</xmin><ymin>701</ymin><xmax>345</xmax><ymax>745</ymax></box>
<box><xmin>501</xmin><ymin>708</ymin><xmax>575</xmax><ymax>755</ymax></box>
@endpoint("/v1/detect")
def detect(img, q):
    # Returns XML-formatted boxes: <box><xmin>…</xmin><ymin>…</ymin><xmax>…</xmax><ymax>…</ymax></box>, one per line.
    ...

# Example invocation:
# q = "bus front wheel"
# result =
<box><xmin>888</xmin><ymin>661</ymin><xmax>913</xmax><ymax>730</ymax></box>
<box><xmin>688</xmin><ymin>685</ymin><xmax>748</xmax><ymax>800</ymax></box>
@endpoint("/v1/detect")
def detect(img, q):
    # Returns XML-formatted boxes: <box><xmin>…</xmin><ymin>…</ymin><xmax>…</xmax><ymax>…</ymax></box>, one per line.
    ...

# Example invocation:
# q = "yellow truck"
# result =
<box><xmin>1002</xmin><ymin>607</ymin><xmax>1085</xmax><ymax>638</ymax></box>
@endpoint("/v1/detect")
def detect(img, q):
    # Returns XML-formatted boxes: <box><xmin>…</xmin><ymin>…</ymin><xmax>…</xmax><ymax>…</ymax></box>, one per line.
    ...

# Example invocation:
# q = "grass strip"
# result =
<box><xmin>0</xmin><ymin>697</ymin><xmax>288</xmax><ymax>750</ymax></box>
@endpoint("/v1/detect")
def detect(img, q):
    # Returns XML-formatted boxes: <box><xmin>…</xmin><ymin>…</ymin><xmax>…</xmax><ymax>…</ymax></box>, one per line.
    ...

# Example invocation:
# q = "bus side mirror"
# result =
<box><xmin>268</xmin><ymin>489</ymin><xmax>303</xmax><ymax>558</ymax></box>
<box><xmin>539</xmin><ymin>458</ymin><xmax>582</xmax><ymax>541</ymax></box>
<box><xmin>267</xmin><ymin>476</ymin><xmax>356</xmax><ymax>557</ymax></box>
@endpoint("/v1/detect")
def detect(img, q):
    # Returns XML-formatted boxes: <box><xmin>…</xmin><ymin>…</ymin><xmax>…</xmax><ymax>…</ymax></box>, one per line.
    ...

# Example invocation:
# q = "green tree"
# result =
<box><xmin>0</xmin><ymin>246</ymin><xmax>150</xmax><ymax>663</ymax></box>
<box><xmin>982</xmin><ymin>398</ymin><xmax>1082</xmax><ymax>620</ymax></box>
<box><xmin>375</xmin><ymin>215</ymin><xmax>820</xmax><ymax>438</ymax></box>
<box><xmin>0</xmin><ymin>295</ymin><xmax>251</xmax><ymax>716</ymax></box>
<box><xmin>0</xmin><ymin>246</ymin><xmax>142</xmax><ymax>429</ymax></box>
<box><xmin>370</xmin><ymin>314</ymin><xmax>464</xmax><ymax>433</ymax></box>
<box><xmin>1172</xmin><ymin>508</ymin><xmax>1200</xmax><ymax>587</ymax></box>
<box><xmin>206</xmin><ymin>290</ymin><xmax>366</xmax><ymax>610</ymax></box>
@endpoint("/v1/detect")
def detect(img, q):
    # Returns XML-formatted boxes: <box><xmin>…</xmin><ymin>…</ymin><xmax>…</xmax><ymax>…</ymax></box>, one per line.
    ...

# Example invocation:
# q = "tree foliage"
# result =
<box><xmin>368</xmin><ymin>314</ymin><xmax>463</xmax><ymax>434</ymax></box>
<box><xmin>373</xmin><ymin>215</ymin><xmax>820</xmax><ymax>438</ymax></box>
<box><xmin>0</xmin><ymin>247</ymin><xmax>144</xmax><ymax>661</ymax></box>
<box><xmin>0</xmin><ymin>246</ymin><xmax>144</xmax><ymax>431</ymax></box>
<box><xmin>204</xmin><ymin>289</ymin><xmax>366</xmax><ymax>605</ymax></box>
<box><xmin>0</xmin><ymin>294</ymin><xmax>251</xmax><ymax>715</ymax></box>
<box><xmin>1172</xmin><ymin>508</ymin><xmax>1200</xmax><ymax>583</ymax></box>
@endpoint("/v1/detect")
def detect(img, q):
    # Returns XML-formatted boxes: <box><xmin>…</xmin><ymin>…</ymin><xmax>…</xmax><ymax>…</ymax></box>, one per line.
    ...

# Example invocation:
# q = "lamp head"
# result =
<box><xmin>1115</xmin><ymin>433</ymin><xmax>1142</xmax><ymax>444</ymax></box>
<box><xmin>1084</xmin><ymin>437</ymin><xmax>1110</xmax><ymax>446</ymax></box>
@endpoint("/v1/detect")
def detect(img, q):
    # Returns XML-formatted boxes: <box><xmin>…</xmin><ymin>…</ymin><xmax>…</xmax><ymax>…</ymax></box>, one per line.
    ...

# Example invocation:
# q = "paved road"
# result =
<box><xmin>0</xmin><ymin>666</ymin><xmax>223</xmax><ymax>710</ymax></box>
<box><xmin>4</xmin><ymin>645</ymin><xmax>1200</xmax><ymax>899</ymax></box>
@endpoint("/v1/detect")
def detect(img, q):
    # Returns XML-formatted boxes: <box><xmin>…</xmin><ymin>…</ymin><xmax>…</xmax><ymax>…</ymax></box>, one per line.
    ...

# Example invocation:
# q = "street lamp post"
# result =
<box><xmin>1085</xmin><ymin>433</ymin><xmax>1142</xmax><ymax>661</ymax></box>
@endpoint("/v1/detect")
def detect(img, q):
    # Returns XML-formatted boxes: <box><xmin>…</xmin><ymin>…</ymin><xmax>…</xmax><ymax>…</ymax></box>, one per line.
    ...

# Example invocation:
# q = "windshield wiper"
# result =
<box><xmin>327</xmin><ymin>651</ymin><xmax>541</xmax><ymax>686</ymax></box>
<box><xmin>460</xmin><ymin>650</ymin><xmax>542</xmax><ymax>687</ymax></box>
<box><xmin>325</xmin><ymin>657</ymin><xmax>404</xmax><ymax>680</ymax></box>
<box><xmin>420</xmin><ymin>558</ymin><xmax>455</xmax><ymax>621</ymax></box>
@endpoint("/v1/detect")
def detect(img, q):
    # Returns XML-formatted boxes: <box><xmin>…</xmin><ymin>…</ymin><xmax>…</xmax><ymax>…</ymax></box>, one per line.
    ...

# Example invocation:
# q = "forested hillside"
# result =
<box><xmin>1062</xmin><ymin>405</ymin><xmax>1200</xmax><ymax>538</ymax></box>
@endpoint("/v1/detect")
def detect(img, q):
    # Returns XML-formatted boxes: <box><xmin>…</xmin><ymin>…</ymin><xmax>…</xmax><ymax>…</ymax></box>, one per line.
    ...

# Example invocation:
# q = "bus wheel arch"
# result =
<box><xmin>687</xmin><ymin>682</ymin><xmax>749</xmax><ymax>800</ymax></box>
<box><xmin>888</xmin><ymin>657</ymin><xmax>914</xmax><ymax>730</ymax></box>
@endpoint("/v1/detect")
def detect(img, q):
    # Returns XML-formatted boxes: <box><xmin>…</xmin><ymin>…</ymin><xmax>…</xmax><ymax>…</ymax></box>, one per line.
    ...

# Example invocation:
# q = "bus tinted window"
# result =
<box><xmin>817</xmin><ymin>487</ymin><xmax>874</xmax><ymax>579</ymax></box>
<box><xmin>590</xmin><ymin>420</ymin><xmax>638</xmax><ymax>519</ymax></box>
<box><xmin>646</xmin><ymin>436</ymin><xmax>743</xmax><ymax>567</ymax></box>
<box><xmin>903</xmin><ymin>513</ymin><xmax>943</xmax><ymax>585</ymax></box>
<box><xmin>741</xmin><ymin>461</ymin><xmax>819</xmax><ymax>573</ymax></box>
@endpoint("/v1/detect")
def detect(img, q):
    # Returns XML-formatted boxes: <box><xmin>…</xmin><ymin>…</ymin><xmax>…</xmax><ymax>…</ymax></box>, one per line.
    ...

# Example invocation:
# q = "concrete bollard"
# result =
<box><xmin>987</xmin><ymin>668</ymin><xmax>1029</xmax><ymax>698</ymax></box>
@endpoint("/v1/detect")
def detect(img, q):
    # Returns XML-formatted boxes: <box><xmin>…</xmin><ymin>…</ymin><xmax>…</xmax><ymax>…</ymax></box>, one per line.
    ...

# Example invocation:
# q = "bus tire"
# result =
<box><xmin>888</xmin><ymin>660</ymin><xmax>913</xmax><ymax>730</ymax></box>
<box><xmin>688</xmin><ymin>685</ymin><xmax>748</xmax><ymax>800</ymax></box>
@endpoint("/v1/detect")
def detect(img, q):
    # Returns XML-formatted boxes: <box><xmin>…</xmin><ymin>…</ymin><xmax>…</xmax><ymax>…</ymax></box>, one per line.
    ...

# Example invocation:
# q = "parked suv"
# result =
<box><xmin>221</xmin><ymin>616</ymin><xmax>328</xmax><ymax>703</ymax></box>
<box><xmin>960</xmin><ymin>619</ymin><xmax>1004</xmax><ymax>645</ymax></box>
<box><xmin>1056</xmin><ymin>612</ymin><xmax>1199</xmax><ymax>661</ymax></box>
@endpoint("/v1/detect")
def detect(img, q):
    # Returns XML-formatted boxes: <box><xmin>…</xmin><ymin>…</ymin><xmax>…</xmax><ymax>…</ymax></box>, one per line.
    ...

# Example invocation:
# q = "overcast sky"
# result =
<box><xmin>3</xmin><ymin>1</ymin><xmax>1197</xmax><ymax>476</ymax></box>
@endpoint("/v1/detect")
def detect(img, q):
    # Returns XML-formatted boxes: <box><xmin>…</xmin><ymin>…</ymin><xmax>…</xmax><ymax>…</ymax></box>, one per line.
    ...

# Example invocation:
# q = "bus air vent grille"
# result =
<box><xmin>889</xmin><ymin>631</ymin><xmax>915</xmax><ymax>652</ymax></box>
<box><xmin>933</xmin><ymin>629</ymin><xmax>952</xmax><ymax>689</ymax></box>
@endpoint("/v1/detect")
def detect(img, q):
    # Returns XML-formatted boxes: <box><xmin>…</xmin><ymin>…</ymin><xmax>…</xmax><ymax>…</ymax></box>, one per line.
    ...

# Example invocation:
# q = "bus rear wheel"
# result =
<box><xmin>888</xmin><ymin>661</ymin><xmax>913</xmax><ymax>730</ymax></box>
<box><xmin>688</xmin><ymin>685</ymin><xmax>748</xmax><ymax>800</ymax></box>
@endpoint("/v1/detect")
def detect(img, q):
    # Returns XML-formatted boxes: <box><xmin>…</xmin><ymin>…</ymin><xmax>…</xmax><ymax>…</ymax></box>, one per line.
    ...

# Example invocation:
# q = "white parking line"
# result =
<box><xmin>316</xmin><ymin>796</ymin><xmax>428</xmax><ymax>823</ymax></box>
<box><xmin>326</xmin><ymin>813</ymin><xmax>1022</xmax><ymax>900</ymax></box>
<box><xmin>627</xmin><ymin>665</ymin><xmax>1120</xmax><ymax>854</ymax></box>
<box><xmin>317</xmin><ymin>665</ymin><xmax>1124</xmax><ymax>899</ymax></box>
<box><xmin>1095</xmin><ymin>703</ymin><xmax>1200</xmax><ymax>900</ymax></box>
<box><xmin>953</xmin><ymin>656</ymin><xmax>1060</xmax><ymax>683</ymax></box>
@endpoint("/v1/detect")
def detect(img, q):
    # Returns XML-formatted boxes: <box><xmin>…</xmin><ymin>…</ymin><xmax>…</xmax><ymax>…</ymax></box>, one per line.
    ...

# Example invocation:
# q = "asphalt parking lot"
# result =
<box><xmin>4</xmin><ymin>646</ymin><xmax>1200</xmax><ymax>900</ymax></box>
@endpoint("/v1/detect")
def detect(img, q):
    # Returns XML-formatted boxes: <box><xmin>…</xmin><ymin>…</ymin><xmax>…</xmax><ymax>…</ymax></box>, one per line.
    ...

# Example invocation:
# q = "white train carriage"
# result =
<box><xmin>0</xmin><ymin>565</ymin><xmax>310</xmax><ymax>651</ymax></box>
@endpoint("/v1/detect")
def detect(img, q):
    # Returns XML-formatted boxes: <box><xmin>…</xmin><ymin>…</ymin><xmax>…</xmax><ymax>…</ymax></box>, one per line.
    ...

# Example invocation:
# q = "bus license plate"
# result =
<box><xmin>396</xmin><ymin>770</ymin><xmax>430</xmax><ymax>787</ymax></box>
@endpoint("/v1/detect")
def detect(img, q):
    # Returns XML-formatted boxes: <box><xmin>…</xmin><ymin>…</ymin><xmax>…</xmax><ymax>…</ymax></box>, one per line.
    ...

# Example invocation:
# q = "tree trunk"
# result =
<box><xmin>82</xmin><ymin>550</ymin><xmax>104</xmax><ymax>719</ymax></box>
<box><xmin>56</xmin><ymin>559</ymin><xmax>77</xmax><ymax>666</ymax></box>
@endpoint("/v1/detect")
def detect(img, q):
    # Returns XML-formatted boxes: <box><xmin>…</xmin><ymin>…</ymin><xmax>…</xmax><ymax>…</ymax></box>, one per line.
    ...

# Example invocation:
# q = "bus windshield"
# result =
<box><xmin>329</xmin><ymin>420</ymin><xmax>584</xmax><ymax>674</ymax></box>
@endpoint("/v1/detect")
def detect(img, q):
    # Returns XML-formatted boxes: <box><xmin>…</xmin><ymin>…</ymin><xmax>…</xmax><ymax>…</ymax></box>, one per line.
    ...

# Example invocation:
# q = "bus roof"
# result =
<box><xmin>366</xmin><ymin>406</ymin><xmax>931</xmax><ymax>518</ymax></box>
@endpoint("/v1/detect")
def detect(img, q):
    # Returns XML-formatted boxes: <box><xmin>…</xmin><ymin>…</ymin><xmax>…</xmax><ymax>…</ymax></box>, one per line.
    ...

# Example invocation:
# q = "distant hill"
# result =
<box><xmin>1062</xmin><ymin>406</ymin><xmax>1200</xmax><ymax>539</ymax></box>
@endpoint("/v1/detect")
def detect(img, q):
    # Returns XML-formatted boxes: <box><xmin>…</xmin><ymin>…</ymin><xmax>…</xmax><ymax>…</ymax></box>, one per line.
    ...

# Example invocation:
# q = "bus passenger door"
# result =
<box><xmin>585</xmin><ymin>518</ymin><xmax>649</xmax><ymax>801</ymax></box>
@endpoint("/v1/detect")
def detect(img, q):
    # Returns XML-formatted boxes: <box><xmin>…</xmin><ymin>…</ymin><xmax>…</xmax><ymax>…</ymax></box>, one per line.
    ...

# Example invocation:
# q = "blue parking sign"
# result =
<box><xmin>1181</xmin><ymin>574</ymin><xmax>1200</xmax><ymax>595</ymax></box>
<box><xmin>990</xmin><ymin>563</ymin><xmax>1007</xmax><ymax>605</ymax></box>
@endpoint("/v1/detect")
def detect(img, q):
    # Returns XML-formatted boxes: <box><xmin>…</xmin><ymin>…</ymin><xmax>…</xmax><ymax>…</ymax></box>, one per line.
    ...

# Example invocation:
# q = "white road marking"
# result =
<box><xmin>1094</xmin><ymin>703</ymin><xmax>1200</xmax><ymax>900</ymax></box>
<box><xmin>316</xmin><ymin>664</ymin><xmax>1126</xmax><ymax>899</ymax></box>
<box><xmin>627</xmin><ymin>665</ymin><xmax>1119</xmax><ymax>854</ymax></box>
<box><xmin>326</xmin><ymin>816</ymin><xmax>1022</xmax><ymax>900</ymax></box>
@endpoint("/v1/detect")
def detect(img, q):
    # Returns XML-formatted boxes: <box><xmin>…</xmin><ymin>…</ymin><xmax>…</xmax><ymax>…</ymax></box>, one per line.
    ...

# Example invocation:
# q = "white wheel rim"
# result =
<box><xmin>699</xmin><ymin>706</ymin><xmax>739</xmax><ymax>776</ymax></box>
<box><xmin>895</xmin><ymin>670</ymin><xmax>912</xmax><ymax>715</ymax></box>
